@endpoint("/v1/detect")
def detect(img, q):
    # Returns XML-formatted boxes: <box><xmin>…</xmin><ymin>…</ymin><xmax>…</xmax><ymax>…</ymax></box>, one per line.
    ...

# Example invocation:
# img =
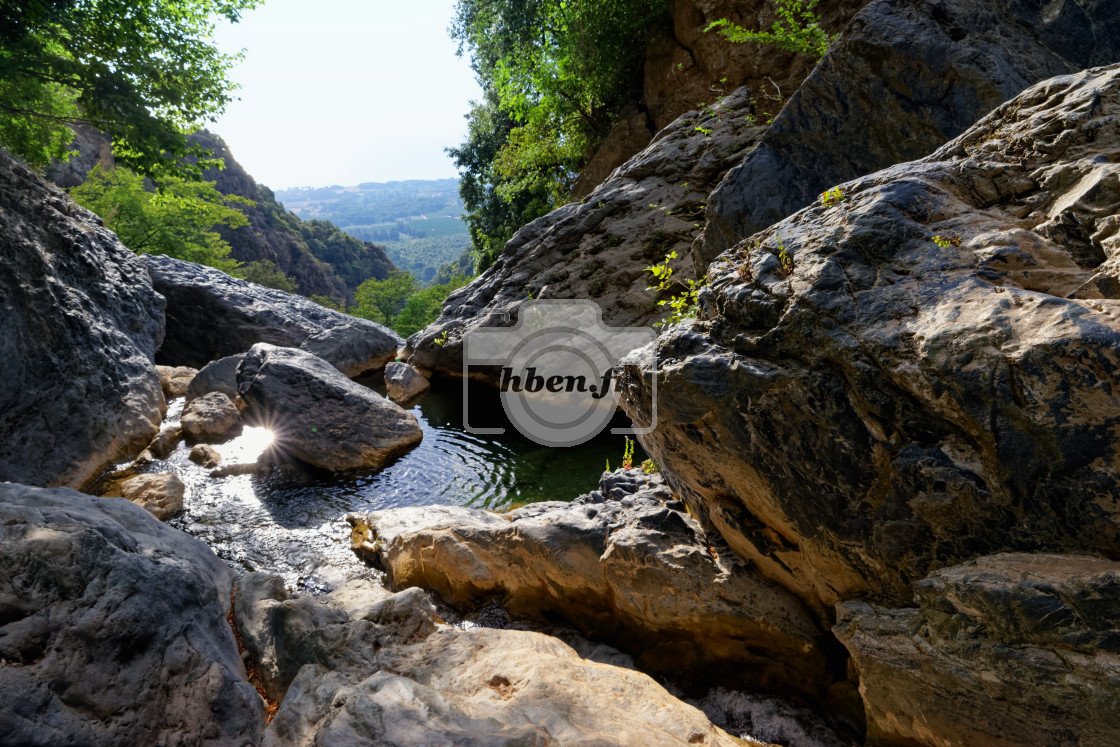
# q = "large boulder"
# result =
<box><xmin>237</xmin><ymin>343</ymin><xmax>422</xmax><ymax>472</ymax></box>
<box><xmin>232</xmin><ymin>574</ymin><xmax>746</xmax><ymax>747</ymax></box>
<box><xmin>619</xmin><ymin>65</ymin><xmax>1120</xmax><ymax>616</ymax></box>
<box><xmin>0</xmin><ymin>147</ymin><xmax>165</xmax><ymax>489</ymax></box>
<box><xmin>835</xmin><ymin>554</ymin><xmax>1120</xmax><ymax>746</ymax></box>
<box><xmin>700</xmin><ymin>0</ymin><xmax>1120</xmax><ymax>265</ymax></box>
<box><xmin>0</xmin><ymin>483</ymin><xmax>264</xmax><ymax>745</ymax></box>
<box><xmin>407</xmin><ymin>86</ymin><xmax>766</xmax><ymax>380</ymax></box>
<box><xmin>141</xmin><ymin>253</ymin><xmax>401</xmax><ymax>374</ymax></box>
<box><xmin>348</xmin><ymin>469</ymin><xmax>826</xmax><ymax>696</ymax></box>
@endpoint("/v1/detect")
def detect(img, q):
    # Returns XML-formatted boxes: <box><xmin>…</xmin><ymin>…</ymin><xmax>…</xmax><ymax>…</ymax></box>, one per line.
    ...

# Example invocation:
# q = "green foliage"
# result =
<box><xmin>640</xmin><ymin>458</ymin><xmax>659</xmax><ymax>474</ymax></box>
<box><xmin>777</xmin><ymin>240</ymin><xmax>794</xmax><ymax>276</ymax></box>
<box><xmin>621</xmin><ymin>437</ymin><xmax>635</xmax><ymax>470</ymax></box>
<box><xmin>932</xmin><ymin>234</ymin><xmax>961</xmax><ymax>249</ymax></box>
<box><xmin>354</xmin><ymin>270</ymin><xmax>419</xmax><ymax>327</ymax></box>
<box><xmin>310</xmin><ymin>294</ymin><xmax>346</xmax><ymax>311</ymax></box>
<box><xmin>820</xmin><ymin>185</ymin><xmax>847</xmax><ymax>207</ymax></box>
<box><xmin>449</xmin><ymin>0</ymin><xmax>672</xmax><ymax>271</ymax></box>
<box><xmin>69</xmin><ymin>164</ymin><xmax>250</xmax><ymax>272</ymax></box>
<box><xmin>706</xmin><ymin>0</ymin><xmax>833</xmax><ymax>61</ymax></box>
<box><xmin>646</xmin><ymin>250</ymin><xmax>705</xmax><ymax>328</ymax></box>
<box><xmin>240</xmin><ymin>260</ymin><xmax>297</xmax><ymax>293</ymax></box>
<box><xmin>353</xmin><ymin>271</ymin><xmax>468</xmax><ymax>338</ymax></box>
<box><xmin>393</xmin><ymin>275</ymin><xmax>469</xmax><ymax>338</ymax></box>
<box><xmin>0</xmin><ymin>0</ymin><xmax>259</xmax><ymax>176</ymax></box>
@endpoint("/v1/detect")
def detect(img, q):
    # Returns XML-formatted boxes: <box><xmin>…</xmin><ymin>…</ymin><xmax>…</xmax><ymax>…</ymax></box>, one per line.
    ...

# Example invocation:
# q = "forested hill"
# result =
<box><xmin>187</xmin><ymin>132</ymin><xmax>396</xmax><ymax>300</ymax></box>
<box><xmin>276</xmin><ymin>180</ymin><xmax>470</xmax><ymax>284</ymax></box>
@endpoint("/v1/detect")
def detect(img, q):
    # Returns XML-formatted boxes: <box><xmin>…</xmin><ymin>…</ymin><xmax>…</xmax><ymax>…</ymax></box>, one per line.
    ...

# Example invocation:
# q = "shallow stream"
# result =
<box><xmin>122</xmin><ymin>376</ymin><xmax>639</xmax><ymax>593</ymax></box>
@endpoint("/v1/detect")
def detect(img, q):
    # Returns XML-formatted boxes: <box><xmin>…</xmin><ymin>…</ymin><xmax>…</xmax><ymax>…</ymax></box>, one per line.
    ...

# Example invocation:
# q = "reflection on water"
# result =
<box><xmin>148</xmin><ymin>377</ymin><xmax>641</xmax><ymax>593</ymax></box>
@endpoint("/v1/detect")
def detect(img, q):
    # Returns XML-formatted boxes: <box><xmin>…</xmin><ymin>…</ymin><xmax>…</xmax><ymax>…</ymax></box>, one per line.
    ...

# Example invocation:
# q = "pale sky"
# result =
<box><xmin>210</xmin><ymin>0</ymin><xmax>481</xmax><ymax>190</ymax></box>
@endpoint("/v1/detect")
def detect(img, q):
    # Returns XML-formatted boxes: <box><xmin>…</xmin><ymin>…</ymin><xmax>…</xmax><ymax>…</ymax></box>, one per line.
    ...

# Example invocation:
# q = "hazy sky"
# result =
<box><xmin>210</xmin><ymin>0</ymin><xmax>481</xmax><ymax>190</ymax></box>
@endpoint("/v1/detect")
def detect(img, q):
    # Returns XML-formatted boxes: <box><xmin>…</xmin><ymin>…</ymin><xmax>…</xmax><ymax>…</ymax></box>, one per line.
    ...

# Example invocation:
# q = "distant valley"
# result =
<box><xmin>276</xmin><ymin>179</ymin><xmax>471</xmax><ymax>283</ymax></box>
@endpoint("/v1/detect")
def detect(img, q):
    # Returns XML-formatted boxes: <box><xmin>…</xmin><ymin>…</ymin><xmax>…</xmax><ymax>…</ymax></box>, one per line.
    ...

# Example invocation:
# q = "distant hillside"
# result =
<box><xmin>46</xmin><ymin>129</ymin><xmax>396</xmax><ymax>302</ymax></box>
<box><xmin>189</xmin><ymin>132</ymin><xmax>395</xmax><ymax>300</ymax></box>
<box><xmin>276</xmin><ymin>179</ymin><xmax>470</xmax><ymax>283</ymax></box>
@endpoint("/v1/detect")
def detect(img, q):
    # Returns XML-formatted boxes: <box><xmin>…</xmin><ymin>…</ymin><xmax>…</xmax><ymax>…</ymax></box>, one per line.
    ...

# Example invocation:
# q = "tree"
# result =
<box><xmin>0</xmin><ymin>0</ymin><xmax>259</xmax><ymax>175</ymax></box>
<box><xmin>449</xmin><ymin>0</ymin><xmax>671</xmax><ymax>272</ymax></box>
<box><xmin>240</xmin><ymin>260</ymin><xmax>297</xmax><ymax>292</ymax></box>
<box><xmin>353</xmin><ymin>271</ymin><xmax>420</xmax><ymax>327</ymax></box>
<box><xmin>393</xmin><ymin>275</ymin><xmax>469</xmax><ymax>338</ymax></box>
<box><xmin>69</xmin><ymin>164</ymin><xmax>251</xmax><ymax>272</ymax></box>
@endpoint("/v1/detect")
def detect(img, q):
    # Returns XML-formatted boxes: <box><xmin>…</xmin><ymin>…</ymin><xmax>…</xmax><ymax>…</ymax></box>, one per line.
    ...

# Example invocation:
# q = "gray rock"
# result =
<box><xmin>383</xmin><ymin>361</ymin><xmax>429</xmax><ymax>403</ymax></box>
<box><xmin>119</xmin><ymin>472</ymin><xmax>185</xmax><ymax>520</ymax></box>
<box><xmin>0</xmin><ymin>147</ymin><xmax>165</xmax><ymax>489</ymax></box>
<box><xmin>155</xmin><ymin>364</ymin><xmax>197</xmax><ymax>398</ymax></box>
<box><xmin>237</xmin><ymin>343</ymin><xmax>422</xmax><ymax>472</ymax></box>
<box><xmin>619</xmin><ymin>64</ymin><xmax>1120</xmax><ymax>616</ymax></box>
<box><xmin>238</xmin><ymin>575</ymin><xmax>743</xmax><ymax>747</ymax></box>
<box><xmin>189</xmin><ymin>443</ymin><xmax>222</xmax><ymax>467</ymax></box>
<box><xmin>406</xmin><ymin>87</ymin><xmax>765</xmax><ymax>380</ymax></box>
<box><xmin>142</xmin><ymin>253</ymin><xmax>401</xmax><ymax>373</ymax></box>
<box><xmin>348</xmin><ymin>470</ymin><xmax>825</xmax><ymax>696</ymax></box>
<box><xmin>835</xmin><ymin>554</ymin><xmax>1120</xmax><ymax>747</ymax></box>
<box><xmin>186</xmin><ymin>353</ymin><xmax>244</xmax><ymax>403</ymax></box>
<box><xmin>0</xmin><ymin>483</ymin><xmax>264</xmax><ymax>745</ymax></box>
<box><xmin>233</xmin><ymin>574</ymin><xmax>432</xmax><ymax>700</ymax></box>
<box><xmin>181</xmin><ymin>391</ymin><xmax>243</xmax><ymax>443</ymax></box>
<box><xmin>700</xmin><ymin>0</ymin><xmax>1120</xmax><ymax>265</ymax></box>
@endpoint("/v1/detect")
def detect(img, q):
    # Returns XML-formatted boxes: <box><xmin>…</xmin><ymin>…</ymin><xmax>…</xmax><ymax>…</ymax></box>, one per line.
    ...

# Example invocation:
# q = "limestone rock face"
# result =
<box><xmin>181</xmin><ymin>391</ymin><xmax>243</xmax><ymax>443</ymax></box>
<box><xmin>142</xmin><ymin>253</ymin><xmax>401</xmax><ymax>373</ymax></box>
<box><xmin>233</xmin><ymin>575</ymin><xmax>744</xmax><ymax>747</ymax></box>
<box><xmin>383</xmin><ymin>360</ymin><xmax>429</xmax><ymax>403</ymax></box>
<box><xmin>835</xmin><ymin>554</ymin><xmax>1120</xmax><ymax>747</ymax></box>
<box><xmin>349</xmin><ymin>470</ymin><xmax>825</xmax><ymax>695</ymax></box>
<box><xmin>0</xmin><ymin>483</ymin><xmax>264</xmax><ymax>745</ymax></box>
<box><xmin>619</xmin><ymin>65</ymin><xmax>1120</xmax><ymax>616</ymax></box>
<box><xmin>237</xmin><ymin>343</ymin><xmax>422</xmax><ymax>472</ymax></box>
<box><xmin>0</xmin><ymin>147</ymin><xmax>165</xmax><ymax>489</ymax></box>
<box><xmin>155</xmin><ymin>364</ymin><xmax>197</xmax><ymax>398</ymax></box>
<box><xmin>408</xmin><ymin>87</ymin><xmax>765</xmax><ymax>380</ymax></box>
<box><xmin>119</xmin><ymin>472</ymin><xmax>185</xmax><ymax>520</ymax></box>
<box><xmin>701</xmin><ymin>0</ymin><xmax>1120</xmax><ymax>265</ymax></box>
<box><xmin>574</xmin><ymin>0</ymin><xmax>870</xmax><ymax>198</ymax></box>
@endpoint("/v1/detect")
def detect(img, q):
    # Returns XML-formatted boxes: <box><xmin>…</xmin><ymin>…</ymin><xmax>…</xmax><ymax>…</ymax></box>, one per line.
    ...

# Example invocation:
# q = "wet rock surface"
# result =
<box><xmin>232</xmin><ymin>574</ymin><xmax>745</xmax><ymax>747</ymax></box>
<box><xmin>835</xmin><ymin>553</ymin><xmax>1120</xmax><ymax>747</ymax></box>
<box><xmin>0</xmin><ymin>147</ymin><xmax>165</xmax><ymax>489</ymax></box>
<box><xmin>407</xmin><ymin>87</ymin><xmax>766</xmax><ymax>380</ymax></box>
<box><xmin>142</xmin><ymin>253</ymin><xmax>401</xmax><ymax>373</ymax></box>
<box><xmin>701</xmin><ymin>0</ymin><xmax>1120</xmax><ymax>264</ymax></box>
<box><xmin>237</xmin><ymin>343</ymin><xmax>423</xmax><ymax>472</ymax></box>
<box><xmin>349</xmin><ymin>469</ymin><xmax>826</xmax><ymax>696</ymax></box>
<box><xmin>620</xmin><ymin>64</ymin><xmax>1120</xmax><ymax>615</ymax></box>
<box><xmin>0</xmin><ymin>483</ymin><xmax>264</xmax><ymax>745</ymax></box>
